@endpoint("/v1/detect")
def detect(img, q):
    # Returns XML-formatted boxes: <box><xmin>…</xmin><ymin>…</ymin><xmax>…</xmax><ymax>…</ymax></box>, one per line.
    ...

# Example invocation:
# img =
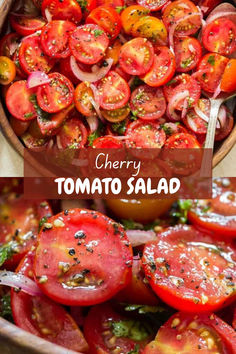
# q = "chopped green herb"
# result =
<box><xmin>76</xmin><ymin>0</ymin><xmax>88</xmax><ymax>10</ymax></box>
<box><xmin>111</xmin><ymin>319</ymin><xmax>152</xmax><ymax>341</ymax></box>
<box><xmin>122</xmin><ymin>219</ymin><xmax>144</xmax><ymax>230</ymax></box>
<box><xmin>0</xmin><ymin>294</ymin><xmax>13</xmax><ymax>322</ymax></box>
<box><xmin>124</xmin><ymin>304</ymin><xmax>166</xmax><ymax>314</ymax></box>
<box><xmin>24</xmin><ymin>112</ymin><xmax>34</xmax><ymax>119</ymax></box>
<box><xmin>207</xmin><ymin>55</ymin><xmax>215</xmax><ymax>66</ymax></box>
<box><xmin>29</xmin><ymin>94</ymin><xmax>49</xmax><ymax>121</ymax></box>
<box><xmin>170</xmin><ymin>199</ymin><xmax>192</xmax><ymax>224</ymax></box>
<box><xmin>39</xmin><ymin>216</ymin><xmax>48</xmax><ymax>231</ymax></box>
<box><xmin>166</xmin><ymin>79</ymin><xmax>177</xmax><ymax>86</ymax></box>
<box><xmin>127</xmin><ymin>344</ymin><xmax>140</xmax><ymax>354</ymax></box>
<box><xmin>0</xmin><ymin>241</ymin><xmax>18</xmax><ymax>267</ymax></box>
<box><xmin>111</xmin><ymin>120</ymin><xmax>127</xmax><ymax>135</ymax></box>
<box><xmin>180</xmin><ymin>57</ymin><xmax>193</xmax><ymax>69</ymax></box>
<box><xmin>116</xmin><ymin>5</ymin><xmax>126</xmax><ymax>13</ymax></box>
<box><xmin>94</xmin><ymin>29</ymin><xmax>104</xmax><ymax>37</ymax></box>
<box><xmin>88</xmin><ymin>121</ymin><xmax>104</xmax><ymax>146</ymax></box>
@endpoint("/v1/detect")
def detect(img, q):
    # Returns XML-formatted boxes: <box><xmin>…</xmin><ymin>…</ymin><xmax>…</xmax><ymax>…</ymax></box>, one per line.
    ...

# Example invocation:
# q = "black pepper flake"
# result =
<box><xmin>44</xmin><ymin>264</ymin><xmax>49</xmax><ymax>269</ymax></box>
<box><xmin>86</xmin><ymin>247</ymin><xmax>93</xmax><ymax>253</ymax></box>
<box><xmin>165</xmin><ymin>262</ymin><xmax>170</xmax><ymax>270</ymax></box>
<box><xmin>74</xmin><ymin>230</ymin><xmax>86</xmax><ymax>239</ymax></box>
<box><xmin>15</xmin><ymin>229</ymin><xmax>19</xmax><ymax>236</ymax></box>
<box><xmin>64</xmin><ymin>210</ymin><xmax>69</xmax><ymax>216</ymax></box>
<box><xmin>69</xmin><ymin>248</ymin><xmax>76</xmax><ymax>256</ymax></box>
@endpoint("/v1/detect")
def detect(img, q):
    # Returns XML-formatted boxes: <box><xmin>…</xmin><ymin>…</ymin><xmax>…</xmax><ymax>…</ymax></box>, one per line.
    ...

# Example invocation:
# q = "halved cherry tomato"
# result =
<box><xmin>202</xmin><ymin>18</ymin><xmax>236</xmax><ymax>56</ymax></box>
<box><xmin>10</xmin><ymin>14</ymin><xmax>46</xmax><ymax>36</ymax></box>
<box><xmin>86</xmin><ymin>6</ymin><xmax>122</xmax><ymax>40</ymax></box>
<box><xmin>131</xmin><ymin>16</ymin><xmax>168</xmax><ymax>46</ymax></box>
<box><xmin>28</xmin><ymin>119</ymin><xmax>45</xmax><ymax>139</ymax></box>
<box><xmin>0</xmin><ymin>56</ymin><xmax>16</xmax><ymax>85</ymax></box>
<box><xmin>121</xmin><ymin>5</ymin><xmax>150</xmax><ymax>34</ymax></box>
<box><xmin>84</xmin><ymin>303</ymin><xmax>154</xmax><ymax>353</ymax></box>
<box><xmin>97</xmin><ymin>0</ymin><xmax>124</xmax><ymax>9</ymax></box>
<box><xmin>221</xmin><ymin>59</ymin><xmax>236</xmax><ymax>93</ymax></box>
<box><xmin>233</xmin><ymin>308</ymin><xmax>236</xmax><ymax>330</ymax></box>
<box><xmin>96</xmin><ymin>70</ymin><xmax>130</xmax><ymax>110</ymax></box>
<box><xmin>164</xmin><ymin>132</ymin><xmax>201</xmax><ymax>148</ymax></box>
<box><xmin>9</xmin><ymin>116</ymin><xmax>30</xmax><ymax>136</ymax></box>
<box><xmin>33</xmin><ymin>209</ymin><xmax>133</xmax><ymax>306</ymax></box>
<box><xmin>57</xmin><ymin>116</ymin><xmax>88</xmax><ymax>148</ymax></box>
<box><xmin>125</xmin><ymin>120</ymin><xmax>166</xmax><ymax>148</ymax></box>
<box><xmin>197</xmin><ymin>0</ymin><xmax>221</xmax><ymax>15</ymax></box>
<box><xmin>215</xmin><ymin>110</ymin><xmax>234</xmax><ymax>141</ymax></box>
<box><xmin>130</xmin><ymin>85</ymin><xmax>166</xmax><ymax>120</ymax></box>
<box><xmin>76</xmin><ymin>0</ymin><xmax>97</xmax><ymax>16</ymax></box>
<box><xmin>69</xmin><ymin>24</ymin><xmax>109</xmax><ymax>64</ymax></box>
<box><xmin>0</xmin><ymin>193</ymin><xmax>52</xmax><ymax>267</ymax></box>
<box><xmin>106</xmin><ymin>199</ymin><xmax>174</xmax><ymax>222</ymax></box>
<box><xmin>141</xmin><ymin>46</ymin><xmax>175</xmax><ymax>87</ymax></box>
<box><xmin>101</xmin><ymin>105</ymin><xmax>130</xmax><ymax>122</ymax></box>
<box><xmin>137</xmin><ymin>0</ymin><xmax>168</xmax><ymax>11</ymax></box>
<box><xmin>41</xmin><ymin>0</ymin><xmax>82</xmax><ymax>25</ymax></box>
<box><xmin>11</xmin><ymin>251</ymin><xmax>89</xmax><ymax>352</ymax></box>
<box><xmin>92</xmin><ymin>136</ymin><xmax>123</xmax><ymax>148</ymax></box>
<box><xmin>143</xmin><ymin>312</ymin><xmax>236</xmax><ymax>353</ymax></box>
<box><xmin>40</xmin><ymin>20</ymin><xmax>76</xmax><ymax>59</ymax></box>
<box><xmin>6</xmin><ymin>81</ymin><xmax>36</xmax><ymax>120</ymax></box>
<box><xmin>188</xmin><ymin>178</ymin><xmax>236</xmax><ymax>238</ymax></box>
<box><xmin>163</xmin><ymin>0</ymin><xmax>201</xmax><ymax>36</ymax></box>
<box><xmin>19</xmin><ymin>35</ymin><xmax>55</xmax><ymax>74</ymax></box>
<box><xmin>105</xmin><ymin>39</ymin><xmax>122</xmax><ymax>66</ymax></box>
<box><xmin>0</xmin><ymin>32</ymin><xmax>21</xmax><ymax>58</ymax></box>
<box><xmin>197</xmin><ymin>53</ymin><xmax>229</xmax><ymax>93</ymax></box>
<box><xmin>164</xmin><ymin>73</ymin><xmax>201</xmax><ymax>110</ymax></box>
<box><xmin>59</xmin><ymin>57</ymin><xmax>80</xmax><ymax>85</ymax></box>
<box><xmin>119</xmin><ymin>38</ymin><xmax>154</xmax><ymax>76</ymax></box>
<box><xmin>37</xmin><ymin>72</ymin><xmax>74</xmax><ymax>113</ymax></box>
<box><xmin>174</xmin><ymin>37</ymin><xmax>202</xmax><ymax>73</ymax></box>
<box><xmin>142</xmin><ymin>225</ymin><xmax>236</xmax><ymax>312</ymax></box>
<box><xmin>12</xmin><ymin>49</ymin><xmax>27</xmax><ymax>79</ymax></box>
<box><xmin>74</xmin><ymin>82</ymin><xmax>95</xmax><ymax>117</ymax></box>
<box><xmin>21</xmin><ymin>132</ymin><xmax>50</xmax><ymax>151</ymax></box>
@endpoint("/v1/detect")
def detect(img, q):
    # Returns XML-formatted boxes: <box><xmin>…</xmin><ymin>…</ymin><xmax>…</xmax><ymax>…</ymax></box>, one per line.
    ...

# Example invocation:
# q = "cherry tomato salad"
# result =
<box><xmin>0</xmin><ymin>0</ymin><xmax>235</xmax><ymax>150</ymax></box>
<box><xmin>0</xmin><ymin>177</ymin><xmax>235</xmax><ymax>353</ymax></box>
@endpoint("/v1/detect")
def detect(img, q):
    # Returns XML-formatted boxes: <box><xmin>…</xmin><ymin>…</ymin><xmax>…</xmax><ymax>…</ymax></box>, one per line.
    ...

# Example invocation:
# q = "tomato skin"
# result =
<box><xmin>10</xmin><ymin>15</ymin><xmax>46</xmax><ymax>36</ymax></box>
<box><xmin>41</xmin><ymin>0</ymin><xmax>82</xmax><ymax>25</ymax></box>
<box><xmin>92</xmin><ymin>136</ymin><xmax>123</xmax><ymax>148</ymax></box>
<box><xmin>34</xmin><ymin>209</ymin><xmax>133</xmax><ymax>306</ymax></box>
<box><xmin>164</xmin><ymin>132</ymin><xmax>201</xmax><ymax>148</ymax></box>
<box><xmin>221</xmin><ymin>59</ymin><xmax>236</xmax><ymax>93</ymax></box>
<box><xmin>215</xmin><ymin>110</ymin><xmax>234</xmax><ymax>141</ymax></box>
<box><xmin>121</xmin><ymin>5</ymin><xmax>150</xmax><ymax>34</ymax></box>
<box><xmin>0</xmin><ymin>33</ymin><xmax>21</xmax><ymax>58</ymax></box>
<box><xmin>137</xmin><ymin>0</ymin><xmax>169</xmax><ymax>12</ymax></box>
<box><xmin>102</xmin><ymin>105</ymin><xmax>130</xmax><ymax>123</ymax></box>
<box><xmin>74</xmin><ymin>82</ymin><xmax>95</xmax><ymax>117</ymax></box>
<box><xmin>0</xmin><ymin>56</ymin><xmax>16</xmax><ymax>85</ymax></box>
<box><xmin>142</xmin><ymin>225</ymin><xmax>236</xmax><ymax>313</ymax></box>
<box><xmin>40</xmin><ymin>20</ymin><xmax>76</xmax><ymax>59</ymax></box>
<box><xmin>11</xmin><ymin>251</ymin><xmax>89</xmax><ymax>353</ymax></box>
<box><xmin>131</xmin><ymin>16</ymin><xmax>168</xmax><ymax>47</ymax></box>
<box><xmin>21</xmin><ymin>132</ymin><xmax>50</xmax><ymax>151</ymax></box>
<box><xmin>9</xmin><ymin>116</ymin><xmax>30</xmax><ymax>136</ymax></box>
<box><xmin>174</xmin><ymin>37</ymin><xmax>202</xmax><ymax>73</ymax></box>
<box><xmin>59</xmin><ymin>57</ymin><xmax>80</xmax><ymax>85</ymax></box>
<box><xmin>57</xmin><ymin>116</ymin><xmax>88</xmax><ymax>148</ymax></box>
<box><xmin>86</xmin><ymin>6</ymin><xmax>122</xmax><ymax>40</ymax></box>
<box><xmin>141</xmin><ymin>46</ymin><xmax>175</xmax><ymax>87</ymax></box>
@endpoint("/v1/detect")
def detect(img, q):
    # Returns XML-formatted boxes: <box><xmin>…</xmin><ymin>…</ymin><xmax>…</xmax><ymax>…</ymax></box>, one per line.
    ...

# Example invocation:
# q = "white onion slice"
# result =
<box><xmin>188</xmin><ymin>43</ymin><xmax>195</xmax><ymax>53</ymax></box>
<box><xmin>89</xmin><ymin>84</ymin><xmax>105</xmax><ymax>122</ymax></box>
<box><xmin>0</xmin><ymin>271</ymin><xmax>43</xmax><ymax>297</ymax></box>
<box><xmin>9</xmin><ymin>41</ymin><xmax>19</xmax><ymax>56</ymax></box>
<box><xmin>218</xmin><ymin>105</ymin><xmax>227</xmax><ymax>128</ymax></box>
<box><xmin>44</xmin><ymin>8</ymin><xmax>52</xmax><ymax>22</ymax></box>
<box><xmin>163</xmin><ymin>122</ymin><xmax>179</xmax><ymax>134</ymax></box>
<box><xmin>87</xmin><ymin>116</ymin><xmax>99</xmax><ymax>133</ymax></box>
<box><xmin>106</xmin><ymin>135</ymin><xmax>129</xmax><ymax>140</ymax></box>
<box><xmin>21</xmin><ymin>30</ymin><xmax>41</xmax><ymax>42</ymax></box>
<box><xmin>126</xmin><ymin>230</ymin><xmax>157</xmax><ymax>247</ymax></box>
<box><xmin>181</xmin><ymin>98</ymin><xmax>189</xmax><ymax>119</ymax></box>
<box><xmin>70</xmin><ymin>56</ymin><xmax>113</xmax><ymax>83</ymax></box>
<box><xmin>166</xmin><ymin>90</ymin><xmax>189</xmax><ymax>121</ymax></box>
<box><xmin>27</xmin><ymin>71</ymin><xmax>51</xmax><ymax>89</ymax></box>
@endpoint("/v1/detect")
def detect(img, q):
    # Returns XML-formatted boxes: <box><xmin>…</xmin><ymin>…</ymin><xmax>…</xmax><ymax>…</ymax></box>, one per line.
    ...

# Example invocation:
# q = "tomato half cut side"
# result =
<box><xmin>69</xmin><ymin>24</ymin><xmax>109</xmax><ymax>65</ymax></box>
<box><xmin>33</xmin><ymin>209</ymin><xmax>133</xmax><ymax>306</ymax></box>
<box><xmin>57</xmin><ymin>116</ymin><xmax>88</xmax><ymax>149</ymax></box>
<box><xmin>119</xmin><ymin>38</ymin><xmax>154</xmax><ymax>76</ymax></box>
<box><xmin>175</xmin><ymin>37</ymin><xmax>202</xmax><ymax>73</ymax></box>
<box><xmin>6</xmin><ymin>81</ymin><xmax>37</xmax><ymax>121</ymax></box>
<box><xmin>130</xmin><ymin>85</ymin><xmax>166</xmax><ymax>120</ymax></box>
<box><xmin>0</xmin><ymin>194</ymin><xmax>52</xmax><ymax>268</ymax></box>
<box><xmin>188</xmin><ymin>178</ymin><xmax>236</xmax><ymax>238</ymax></box>
<box><xmin>131</xmin><ymin>16</ymin><xmax>168</xmax><ymax>47</ymax></box>
<box><xmin>0</xmin><ymin>56</ymin><xmax>16</xmax><ymax>85</ymax></box>
<box><xmin>40</xmin><ymin>20</ymin><xmax>76</xmax><ymax>59</ymax></box>
<box><xmin>10</xmin><ymin>116</ymin><xmax>30</xmax><ymax>137</ymax></box>
<box><xmin>141</xmin><ymin>46</ymin><xmax>175</xmax><ymax>87</ymax></box>
<box><xmin>143</xmin><ymin>312</ymin><xmax>236</xmax><ymax>354</ymax></box>
<box><xmin>84</xmin><ymin>303</ymin><xmax>154</xmax><ymax>354</ymax></box>
<box><xmin>74</xmin><ymin>82</ymin><xmax>95</xmax><ymax>117</ymax></box>
<box><xmin>96</xmin><ymin>70</ymin><xmax>130</xmax><ymax>110</ymax></box>
<box><xmin>21</xmin><ymin>132</ymin><xmax>50</xmax><ymax>151</ymax></box>
<box><xmin>142</xmin><ymin>225</ymin><xmax>236</xmax><ymax>313</ymax></box>
<box><xmin>221</xmin><ymin>59</ymin><xmax>236</xmax><ymax>93</ymax></box>
<box><xmin>164</xmin><ymin>132</ymin><xmax>201</xmax><ymax>148</ymax></box>
<box><xmin>137</xmin><ymin>0</ymin><xmax>169</xmax><ymax>12</ymax></box>
<box><xmin>121</xmin><ymin>5</ymin><xmax>150</xmax><ymax>34</ymax></box>
<box><xmin>10</xmin><ymin>14</ymin><xmax>46</xmax><ymax>36</ymax></box>
<box><xmin>101</xmin><ymin>105</ymin><xmax>130</xmax><ymax>123</ymax></box>
<box><xmin>202</xmin><ymin>18</ymin><xmax>236</xmax><ymax>56</ymax></box>
<box><xmin>41</xmin><ymin>0</ymin><xmax>82</xmax><ymax>25</ymax></box>
<box><xmin>11</xmin><ymin>251</ymin><xmax>89</xmax><ymax>352</ymax></box>
<box><xmin>19</xmin><ymin>35</ymin><xmax>55</xmax><ymax>74</ymax></box>
<box><xmin>37</xmin><ymin>72</ymin><xmax>74</xmax><ymax>113</ymax></box>
<box><xmin>0</xmin><ymin>32</ymin><xmax>21</xmax><ymax>58</ymax></box>
<box><xmin>92</xmin><ymin>136</ymin><xmax>123</xmax><ymax>148</ymax></box>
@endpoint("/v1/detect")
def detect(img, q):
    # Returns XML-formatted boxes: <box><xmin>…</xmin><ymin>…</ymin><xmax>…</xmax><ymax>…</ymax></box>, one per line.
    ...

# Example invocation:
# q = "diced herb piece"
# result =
<box><xmin>0</xmin><ymin>294</ymin><xmax>13</xmax><ymax>322</ymax></box>
<box><xmin>207</xmin><ymin>55</ymin><xmax>215</xmax><ymax>66</ymax></box>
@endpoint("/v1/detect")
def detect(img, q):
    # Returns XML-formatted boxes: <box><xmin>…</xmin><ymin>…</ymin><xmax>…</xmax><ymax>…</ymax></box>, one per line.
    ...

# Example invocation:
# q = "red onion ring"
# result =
<box><xmin>194</xmin><ymin>102</ymin><xmax>222</xmax><ymax>129</ymax></box>
<box><xmin>56</xmin><ymin>135</ymin><xmax>63</xmax><ymax>149</ymax></box>
<box><xmin>126</xmin><ymin>230</ymin><xmax>157</xmax><ymax>247</ymax></box>
<box><xmin>0</xmin><ymin>271</ymin><xmax>43</xmax><ymax>297</ymax></box>
<box><xmin>27</xmin><ymin>71</ymin><xmax>51</xmax><ymax>89</ymax></box>
<box><xmin>213</xmin><ymin>82</ymin><xmax>221</xmax><ymax>99</ymax></box>
<box><xmin>44</xmin><ymin>8</ymin><xmax>52</xmax><ymax>22</ymax></box>
<box><xmin>87</xmin><ymin>116</ymin><xmax>99</xmax><ymax>133</ymax></box>
<box><xmin>206</xmin><ymin>3</ymin><xmax>236</xmax><ymax>25</ymax></box>
<box><xmin>166</xmin><ymin>90</ymin><xmax>189</xmax><ymax>121</ymax></box>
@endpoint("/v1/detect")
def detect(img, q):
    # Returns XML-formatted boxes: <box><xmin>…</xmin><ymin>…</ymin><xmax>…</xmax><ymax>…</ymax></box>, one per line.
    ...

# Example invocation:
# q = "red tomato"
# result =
<box><xmin>92</xmin><ymin>136</ymin><xmax>123</xmax><ymax>148</ymax></box>
<box><xmin>188</xmin><ymin>178</ymin><xmax>236</xmax><ymax>238</ymax></box>
<box><xmin>164</xmin><ymin>132</ymin><xmax>201</xmax><ymax>148</ymax></box>
<box><xmin>11</xmin><ymin>251</ymin><xmax>89</xmax><ymax>352</ymax></box>
<box><xmin>137</xmin><ymin>0</ymin><xmax>169</xmax><ymax>11</ymax></box>
<box><xmin>202</xmin><ymin>18</ymin><xmax>236</xmax><ymax>56</ymax></box>
<box><xmin>197</xmin><ymin>53</ymin><xmax>229</xmax><ymax>93</ymax></box>
<box><xmin>116</xmin><ymin>257</ymin><xmax>159</xmax><ymax>305</ymax></box>
<box><xmin>19</xmin><ymin>35</ymin><xmax>55</xmax><ymax>74</ymax></box>
<box><xmin>0</xmin><ymin>32</ymin><xmax>21</xmax><ymax>58</ymax></box>
<box><xmin>221</xmin><ymin>59</ymin><xmax>236</xmax><ymax>93</ymax></box>
<box><xmin>37</xmin><ymin>72</ymin><xmax>74</xmax><ymax>113</ymax></box>
<box><xmin>0</xmin><ymin>193</ymin><xmax>52</xmax><ymax>267</ymax></box>
<box><xmin>74</xmin><ymin>82</ymin><xmax>95</xmax><ymax>117</ymax></box>
<box><xmin>9</xmin><ymin>116</ymin><xmax>30</xmax><ymax>136</ymax></box>
<box><xmin>163</xmin><ymin>0</ymin><xmax>201</xmax><ymax>36</ymax></box>
<box><xmin>6</xmin><ymin>81</ymin><xmax>37</xmax><ymax>121</ymax></box>
<box><xmin>84</xmin><ymin>303</ymin><xmax>154</xmax><ymax>353</ymax></box>
<box><xmin>86</xmin><ymin>6</ymin><xmax>122</xmax><ymax>40</ymax></box>
<box><xmin>33</xmin><ymin>209</ymin><xmax>133</xmax><ymax>306</ymax></box>
<box><xmin>143</xmin><ymin>312</ymin><xmax>236</xmax><ymax>353</ymax></box>
<box><xmin>21</xmin><ymin>132</ymin><xmax>50</xmax><ymax>151</ymax></box>
<box><xmin>130</xmin><ymin>85</ymin><xmax>166</xmax><ymax>120</ymax></box>
<box><xmin>12</xmin><ymin>49</ymin><xmax>27</xmax><ymax>79</ymax></box>
<box><xmin>141</xmin><ymin>46</ymin><xmax>176</xmax><ymax>87</ymax></box>
<box><xmin>142</xmin><ymin>225</ymin><xmax>236</xmax><ymax>312</ymax></box>
<box><xmin>59</xmin><ymin>57</ymin><xmax>80</xmax><ymax>85</ymax></box>
<box><xmin>121</xmin><ymin>5</ymin><xmax>150</xmax><ymax>34</ymax></box>
<box><xmin>57</xmin><ymin>116</ymin><xmax>88</xmax><ymax>148</ymax></box>
<box><xmin>164</xmin><ymin>73</ymin><xmax>201</xmax><ymax>110</ymax></box>
<box><xmin>233</xmin><ymin>308</ymin><xmax>236</xmax><ymax>331</ymax></box>
<box><xmin>97</xmin><ymin>0</ymin><xmax>124</xmax><ymax>9</ymax></box>
<box><xmin>125</xmin><ymin>120</ymin><xmax>166</xmax><ymax>149</ymax></box>
<box><xmin>69</xmin><ymin>24</ymin><xmax>109</xmax><ymax>64</ymax></box>
<box><xmin>40</xmin><ymin>20</ymin><xmax>76</xmax><ymax>59</ymax></box>
<box><xmin>197</xmin><ymin>0</ymin><xmax>221</xmax><ymax>15</ymax></box>
<box><xmin>41</xmin><ymin>0</ymin><xmax>82</xmax><ymax>25</ymax></box>
<box><xmin>119</xmin><ymin>38</ymin><xmax>154</xmax><ymax>76</ymax></box>
<box><xmin>174</xmin><ymin>37</ymin><xmax>202</xmax><ymax>73</ymax></box>
<box><xmin>96</xmin><ymin>70</ymin><xmax>130</xmax><ymax>110</ymax></box>
<box><xmin>131</xmin><ymin>16</ymin><xmax>168</xmax><ymax>47</ymax></box>
<box><xmin>10</xmin><ymin>15</ymin><xmax>46</xmax><ymax>36</ymax></box>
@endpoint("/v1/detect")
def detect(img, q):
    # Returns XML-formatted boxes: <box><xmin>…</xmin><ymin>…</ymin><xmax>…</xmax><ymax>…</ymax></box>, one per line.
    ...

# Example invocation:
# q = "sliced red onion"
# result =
<box><xmin>218</xmin><ymin>105</ymin><xmax>227</xmax><ymax>128</ymax></box>
<box><xmin>44</xmin><ymin>8</ymin><xmax>52</xmax><ymax>22</ymax></box>
<box><xmin>87</xmin><ymin>116</ymin><xmax>99</xmax><ymax>133</ymax></box>
<box><xmin>46</xmin><ymin>139</ymin><xmax>54</xmax><ymax>150</ymax></box>
<box><xmin>181</xmin><ymin>98</ymin><xmax>189</xmax><ymax>119</ymax></box>
<box><xmin>93</xmin><ymin>199</ymin><xmax>106</xmax><ymax>214</ymax></box>
<box><xmin>200</xmin><ymin>5</ymin><xmax>209</xmax><ymax>14</ymax></box>
<box><xmin>56</xmin><ymin>135</ymin><xmax>63</xmax><ymax>149</ymax></box>
<box><xmin>194</xmin><ymin>101</ymin><xmax>221</xmax><ymax>128</ymax></box>
<box><xmin>118</xmin><ymin>34</ymin><xmax>128</xmax><ymax>44</ymax></box>
<box><xmin>167</xmin><ymin>90</ymin><xmax>189</xmax><ymax>121</ymax></box>
<box><xmin>163</xmin><ymin>122</ymin><xmax>179</xmax><ymax>134</ymax></box>
<box><xmin>213</xmin><ymin>82</ymin><xmax>221</xmax><ymax>99</ymax></box>
<box><xmin>206</xmin><ymin>3</ymin><xmax>236</xmax><ymax>25</ymax></box>
<box><xmin>126</xmin><ymin>230</ymin><xmax>157</xmax><ymax>247</ymax></box>
<box><xmin>21</xmin><ymin>30</ymin><xmax>41</xmax><ymax>42</ymax></box>
<box><xmin>91</xmin><ymin>65</ymin><xmax>100</xmax><ymax>73</ymax></box>
<box><xmin>9</xmin><ymin>41</ymin><xmax>19</xmax><ymax>56</ymax></box>
<box><xmin>89</xmin><ymin>84</ymin><xmax>105</xmax><ymax>122</ymax></box>
<box><xmin>27</xmin><ymin>71</ymin><xmax>51</xmax><ymax>89</ymax></box>
<box><xmin>107</xmin><ymin>135</ymin><xmax>129</xmax><ymax>140</ymax></box>
<box><xmin>70</xmin><ymin>56</ymin><xmax>113</xmax><ymax>83</ymax></box>
<box><xmin>0</xmin><ymin>271</ymin><xmax>43</xmax><ymax>297</ymax></box>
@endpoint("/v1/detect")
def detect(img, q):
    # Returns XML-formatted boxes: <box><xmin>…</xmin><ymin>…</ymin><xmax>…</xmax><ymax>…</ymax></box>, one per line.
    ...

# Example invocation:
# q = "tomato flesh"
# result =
<box><xmin>175</xmin><ymin>37</ymin><xmax>202</xmax><ymax>73</ymax></box>
<box><xmin>42</xmin><ymin>0</ymin><xmax>82</xmax><ymax>24</ymax></box>
<box><xmin>57</xmin><ymin>116</ymin><xmax>88</xmax><ymax>148</ymax></box>
<box><xmin>10</xmin><ymin>15</ymin><xmax>46</xmax><ymax>36</ymax></box>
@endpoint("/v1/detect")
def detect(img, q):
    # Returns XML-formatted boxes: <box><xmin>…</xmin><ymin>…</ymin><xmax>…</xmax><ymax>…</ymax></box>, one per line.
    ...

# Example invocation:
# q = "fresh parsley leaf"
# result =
<box><xmin>24</xmin><ymin>112</ymin><xmax>34</xmax><ymax>119</ymax></box>
<box><xmin>111</xmin><ymin>319</ymin><xmax>152</xmax><ymax>341</ymax></box>
<box><xmin>29</xmin><ymin>94</ymin><xmax>49</xmax><ymax>121</ymax></box>
<box><xmin>127</xmin><ymin>344</ymin><xmax>140</xmax><ymax>354</ymax></box>
<box><xmin>0</xmin><ymin>294</ymin><xmax>13</xmax><ymax>322</ymax></box>
<box><xmin>94</xmin><ymin>29</ymin><xmax>104</xmax><ymax>37</ymax></box>
<box><xmin>76</xmin><ymin>0</ymin><xmax>88</xmax><ymax>11</ymax></box>
<box><xmin>39</xmin><ymin>216</ymin><xmax>48</xmax><ymax>231</ymax></box>
<box><xmin>180</xmin><ymin>57</ymin><xmax>193</xmax><ymax>69</ymax></box>
<box><xmin>170</xmin><ymin>199</ymin><xmax>192</xmax><ymax>224</ymax></box>
<box><xmin>166</xmin><ymin>79</ymin><xmax>177</xmax><ymax>86</ymax></box>
<box><xmin>0</xmin><ymin>242</ymin><xmax>18</xmax><ymax>267</ymax></box>
<box><xmin>111</xmin><ymin>120</ymin><xmax>127</xmax><ymax>135</ymax></box>
<box><xmin>116</xmin><ymin>5</ymin><xmax>126</xmax><ymax>13</ymax></box>
<box><xmin>125</xmin><ymin>304</ymin><xmax>166</xmax><ymax>314</ymax></box>
<box><xmin>207</xmin><ymin>55</ymin><xmax>215</xmax><ymax>66</ymax></box>
<box><xmin>130</xmin><ymin>76</ymin><xmax>143</xmax><ymax>91</ymax></box>
<box><xmin>121</xmin><ymin>219</ymin><xmax>144</xmax><ymax>230</ymax></box>
<box><xmin>88</xmin><ymin>121</ymin><xmax>104</xmax><ymax>146</ymax></box>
